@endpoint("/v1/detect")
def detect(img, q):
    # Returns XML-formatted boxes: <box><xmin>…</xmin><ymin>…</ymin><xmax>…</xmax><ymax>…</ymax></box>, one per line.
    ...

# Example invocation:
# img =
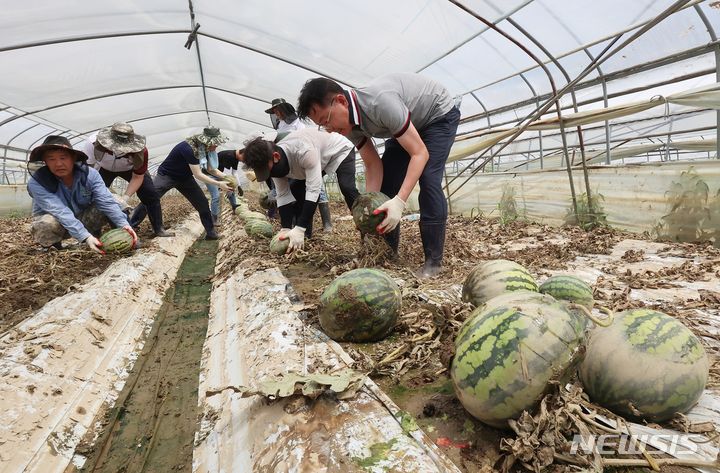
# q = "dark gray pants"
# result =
<box><xmin>130</xmin><ymin>173</ymin><xmax>214</xmax><ymax>233</ymax></box>
<box><xmin>99</xmin><ymin>169</ymin><xmax>166</xmax><ymax>234</ymax></box>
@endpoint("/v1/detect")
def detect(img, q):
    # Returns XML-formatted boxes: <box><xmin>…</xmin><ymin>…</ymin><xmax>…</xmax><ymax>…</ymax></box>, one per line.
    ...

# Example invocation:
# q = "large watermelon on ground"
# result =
<box><xmin>259</xmin><ymin>192</ymin><xmax>276</xmax><ymax>210</ymax></box>
<box><xmin>455</xmin><ymin>291</ymin><xmax>560</xmax><ymax>346</ymax></box>
<box><xmin>319</xmin><ymin>268</ymin><xmax>401</xmax><ymax>342</ymax></box>
<box><xmin>268</xmin><ymin>232</ymin><xmax>290</xmax><ymax>255</ymax></box>
<box><xmin>539</xmin><ymin>275</ymin><xmax>594</xmax><ymax>310</ymax></box>
<box><xmin>351</xmin><ymin>192</ymin><xmax>390</xmax><ymax>235</ymax></box>
<box><xmin>579</xmin><ymin>309</ymin><xmax>709</xmax><ymax>422</ymax></box>
<box><xmin>242</xmin><ymin>211</ymin><xmax>268</xmax><ymax>222</ymax></box>
<box><xmin>451</xmin><ymin>298</ymin><xmax>585</xmax><ymax>428</ymax></box>
<box><xmin>462</xmin><ymin>260</ymin><xmax>538</xmax><ymax>307</ymax></box>
<box><xmin>244</xmin><ymin>220</ymin><xmax>273</xmax><ymax>239</ymax></box>
<box><xmin>99</xmin><ymin>228</ymin><xmax>135</xmax><ymax>254</ymax></box>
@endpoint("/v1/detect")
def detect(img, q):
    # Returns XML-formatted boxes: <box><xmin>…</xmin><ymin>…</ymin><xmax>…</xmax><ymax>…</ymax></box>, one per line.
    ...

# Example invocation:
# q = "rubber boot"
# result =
<box><xmin>319</xmin><ymin>202</ymin><xmax>333</xmax><ymax>232</ymax></box>
<box><xmin>383</xmin><ymin>226</ymin><xmax>400</xmax><ymax>259</ymax></box>
<box><xmin>417</xmin><ymin>222</ymin><xmax>446</xmax><ymax>278</ymax></box>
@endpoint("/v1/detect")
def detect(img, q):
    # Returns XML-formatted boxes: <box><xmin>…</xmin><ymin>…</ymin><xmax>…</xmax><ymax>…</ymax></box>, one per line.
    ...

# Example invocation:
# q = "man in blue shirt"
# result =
<box><xmin>26</xmin><ymin>136</ymin><xmax>137</xmax><ymax>253</ymax></box>
<box><xmin>129</xmin><ymin>127</ymin><xmax>232</xmax><ymax>240</ymax></box>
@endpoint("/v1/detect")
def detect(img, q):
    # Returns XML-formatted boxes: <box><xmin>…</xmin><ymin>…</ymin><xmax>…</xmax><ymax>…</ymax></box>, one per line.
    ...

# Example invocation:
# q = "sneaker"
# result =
<box><xmin>154</xmin><ymin>229</ymin><xmax>175</xmax><ymax>237</ymax></box>
<box><xmin>205</xmin><ymin>229</ymin><xmax>219</xmax><ymax>240</ymax></box>
<box><xmin>415</xmin><ymin>262</ymin><xmax>442</xmax><ymax>279</ymax></box>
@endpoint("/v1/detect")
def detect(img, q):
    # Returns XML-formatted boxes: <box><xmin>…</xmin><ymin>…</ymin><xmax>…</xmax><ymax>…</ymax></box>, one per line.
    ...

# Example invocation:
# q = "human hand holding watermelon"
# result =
<box><xmin>123</xmin><ymin>225</ymin><xmax>138</xmax><ymax>248</ymax></box>
<box><xmin>85</xmin><ymin>235</ymin><xmax>105</xmax><ymax>255</ymax></box>
<box><xmin>373</xmin><ymin>195</ymin><xmax>406</xmax><ymax>234</ymax></box>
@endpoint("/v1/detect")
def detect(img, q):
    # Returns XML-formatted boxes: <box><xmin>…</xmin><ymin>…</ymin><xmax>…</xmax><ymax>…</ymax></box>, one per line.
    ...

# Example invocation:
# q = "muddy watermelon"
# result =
<box><xmin>455</xmin><ymin>291</ymin><xmax>560</xmax><ymax>347</ymax></box>
<box><xmin>244</xmin><ymin>220</ymin><xmax>273</xmax><ymax>239</ymax></box>
<box><xmin>222</xmin><ymin>175</ymin><xmax>237</xmax><ymax>189</ymax></box>
<box><xmin>242</xmin><ymin>211</ymin><xmax>268</xmax><ymax>222</ymax></box>
<box><xmin>269</xmin><ymin>232</ymin><xmax>290</xmax><ymax>255</ymax></box>
<box><xmin>462</xmin><ymin>260</ymin><xmax>538</xmax><ymax>307</ymax></box>
<box><xmin>579</xmin><ymin>309</ymin><xmax>709</xmax><ymax>422</ymax></box>
<box><xmin>259</xmin><ymin>192</ymin><xmax>276</xmax><ymax>210</ymax></box>
<box><xmin>319</xmin><ymin>268</ymin><xmax>401</xmax><ymax>342</ymax></box>
<box><xmin>99</xmin><ymin>228</ymin><xmax>135</xmax><ymax>254</ymax></box>
<box><xmin>351</xmin><ymin>192</ymin><xmax>390</xmax><ymax>235</ymax></box>
<box><xmin>539</xmin><ymin>275</ymin><xmax>594</xmax><ymax>310</ymax></box>
<box><xmin>451</xmin><ymin>298</ymin><xmax>585</xmax><ymax>428</ymax></box>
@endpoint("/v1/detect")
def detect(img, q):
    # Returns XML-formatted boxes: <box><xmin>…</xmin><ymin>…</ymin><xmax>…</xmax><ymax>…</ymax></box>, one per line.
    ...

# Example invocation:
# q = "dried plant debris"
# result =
<box><xmin>0</xmin><ymin>196</ymin><xmax>193</xmax><ymax>333</ymax></box>
<box><xmin>205</xmin><ymin>368</ymin><xmax>366</xmax><ymax>400</ymax></box>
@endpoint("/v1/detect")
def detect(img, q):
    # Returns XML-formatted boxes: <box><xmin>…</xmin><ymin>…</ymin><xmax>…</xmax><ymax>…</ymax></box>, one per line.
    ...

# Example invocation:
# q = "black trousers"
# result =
<box><xmin>130</xmin><ymin>173</ymin><xmax>214</xmax><ymax>233</ymax></box>
<box><xmin>379</xmin><ymin>106</ymin><xmax>460</xmax><ymax>260</ymax></box>
<box><xmin>99</xmin><ymin>168</ymin><xmax>166</xmax><ymax>234</ymax></box>
<box><xmin>334</xmin><ymin>149</ymin><xmax>360</xmax><ymax>210</ymax></box>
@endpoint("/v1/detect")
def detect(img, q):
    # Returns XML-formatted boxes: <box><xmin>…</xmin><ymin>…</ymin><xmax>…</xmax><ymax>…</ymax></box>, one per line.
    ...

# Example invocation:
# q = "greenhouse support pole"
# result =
<box><xmin>186</xmin><ymin>0</ymin><xmax>210</xmax><ymax>125</ymax></box>
<box><xmin>444</xmin><ymin>0</ymin><xmax>693</xmax><ymax>202</ymax></box>
<box><xmin>693</xmin><ymin>3</ymin><xmax>720</xmax><ymax>159</ymax></box>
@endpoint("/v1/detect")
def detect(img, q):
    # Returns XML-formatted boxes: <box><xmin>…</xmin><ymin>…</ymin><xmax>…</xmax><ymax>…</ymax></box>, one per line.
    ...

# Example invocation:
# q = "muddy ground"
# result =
<box><xmin>0</xmin><ymin>196</ymin><xmax>193</xmax><ymax>334</ymax></box>
<box><xmin>216</xmin><ymin>194</ymin><xmax>720</xmax><ymax>473</ymax></box>
<box><xmin>2</xmin><ymin>192</ymin><xmax>719</xmax><ymax>472</ymax></box>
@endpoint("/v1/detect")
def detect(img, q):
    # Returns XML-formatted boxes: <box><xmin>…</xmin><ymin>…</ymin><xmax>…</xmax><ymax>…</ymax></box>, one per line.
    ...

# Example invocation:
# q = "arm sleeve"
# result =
<box><xmin>273</xmin><ymin>177</ymin><xmax>295</xmax><ymax>207</ymax></box>
<box><xmin>373</xmin><ymin>92</ymin><xmax>411</xmax><ymax>138</ymax></box>
<box><xmin>88</xmin><ymin>170</ymin><xmax>130</xmax><ymax>228</ymax></box>
<box><xmin>132</xmin><ymin>148</ymin><xmax>149</xmax><ymax>175</ymax></box>
<box><xmin>278</xmin><ymin>203</ymin><xmax>294</xmax><ymax>229</ymax></box>
<box><xmin>28</xmin><ymin>178</ymin><xmax>91</xmax><ymax>242</ymax></box>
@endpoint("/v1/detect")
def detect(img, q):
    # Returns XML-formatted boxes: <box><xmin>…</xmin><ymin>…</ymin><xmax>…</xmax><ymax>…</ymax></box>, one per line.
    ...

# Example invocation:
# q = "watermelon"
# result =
<box><xmin>351</xmin><ymin>192</ymin><xmax>389</xmax><ymax>235</ymax></box>
<box><xmin>579</xmin><ymin>309</ymin><xmax>709</xmax><ymax>422</ymax></box>
<box><xmin>455</xmin><ymin>291</ymin><xmax>559</xmax><ymax>347</ymax></box>
<box><xmin>539</xmin><ymin>275</ymin><xmax>594</xmax><ymax>310</ymax></box>
<box><xmin>452</xmin><ymin>298</ymin><xmax>585</xmax><ymax>428</ymax></box>
<box><xmin>319</xmin><ymin>268</ymin><xmax>401</xmax><ymax>342</ymax></box>
<box><xmin>99</xmin><ymin>228</ymin><xmax>135</xmax><ymax>254</ymax></box>
<box><xmin>244</xmin><ymin>220</ymin><xmax>273</xmax><ymax>239</ymax></box>
<box><xmin>462</xmin><ymin>260</ymin><xmax>538</xmax><ymax>308</ymax></box>
<box><xmin>222</xmin><ymin>175</ymin><xmax>237</xmax><ymax>189</ymax></box>
<box><xmin>234</xmin><ymin>205</ymin><xmax>248</xmax><ymax>216</ymax></box>
<box><xmin>242</xmin><ymin>211</ymin><xmax>268</xmax><ymax>222</ymax></box>
<box><xmin>269</xmin><ymin>232</ymin><xmax>290</xmax><ymax>255</ymax></box>
<box><xmin>259</xmin><ymin>192</ymin><xmax>276</xmax><ymax>210</ymax></box>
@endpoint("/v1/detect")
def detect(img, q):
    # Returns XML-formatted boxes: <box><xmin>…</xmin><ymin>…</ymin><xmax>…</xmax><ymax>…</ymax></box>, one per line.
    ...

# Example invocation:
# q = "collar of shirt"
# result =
<box><xmin>344</xmin><ymin>90</ymin><xmax>362</xmax><ymax>129</ymax></box>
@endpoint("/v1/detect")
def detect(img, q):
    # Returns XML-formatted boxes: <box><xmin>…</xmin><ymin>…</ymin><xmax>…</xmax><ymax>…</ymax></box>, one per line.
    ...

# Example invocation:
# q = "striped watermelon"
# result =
<box><xmin>269</xmin><ymin>232</ymin><xmax>290</xmax><ymax>255</ymax></box>
<box><xmin>319</xmin><ymin>268</ymin><xmax>401</xmax><ymax>342</ymax></box>
<box><xmin>222</xmin><ymin>175</ymin><xmax>237</xmax><ymax>189</ymax></box>
<box><xmin>539</xmin><ymin>275</ymin><xmax>594</xmax><ymax>310</ymax></box>
<box><xmin>455</xmin><ymin>291</ymin><xmax>559</xmax><ymax>346</ymax></box>
<box><xmin>242</xmin><ymin>211</ymin><xmax>268</xmax><ymax>222</ymax></box>
<box><xmin>351</xmin><ymin>192</ymin><xmax>389</xmax><ymax>235</ymax></box>
<box><xmin>579</xmin><ymin>309</ymin><xmax>709</xmax><ymax>422</ymax></box>
<box><xmin>99</xmin><ymin>228</ymin><xmax>135</xmax><ymax>254</ymax></box>
<box><xmin>452</xmin><ymin>298</ymin><xmax>585</xmax><ymax>428</ymax></box>
<box><xmin>462</xmin><ymin>260</ymin><xmax>538</xmax><ymax>308</ymax></box>
<box><xmin>244</xmin><ymin>220</ymin><xmax>273</xmax><ymax>239</ymax></box>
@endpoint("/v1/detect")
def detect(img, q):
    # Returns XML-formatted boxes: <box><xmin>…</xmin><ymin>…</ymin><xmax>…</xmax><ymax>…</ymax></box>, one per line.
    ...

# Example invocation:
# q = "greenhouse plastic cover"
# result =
<box><xmin>1</xmin><ymin>0</ymin><xmax>720</xmax><ymax>166</ymax></box>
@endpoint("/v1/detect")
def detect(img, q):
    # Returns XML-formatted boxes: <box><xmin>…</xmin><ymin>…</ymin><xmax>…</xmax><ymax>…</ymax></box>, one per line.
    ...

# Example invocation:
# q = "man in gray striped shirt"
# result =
<box><xmin>298</xmin><ymin>73</ymin><xmax>460</xmax><ymax>277</ymax></box>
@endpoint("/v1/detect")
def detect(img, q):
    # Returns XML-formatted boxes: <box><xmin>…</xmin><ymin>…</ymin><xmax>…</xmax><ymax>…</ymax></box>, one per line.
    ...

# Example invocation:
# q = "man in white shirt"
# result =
<box><xmin>243</xmin><ymin>128</ymin><xmax>359</xmax><ymax>252</ymax></box>
<box><xmin>265</xmin><ymin>98</ymin><xmax>333</xmax><ymax>230</ymax></box>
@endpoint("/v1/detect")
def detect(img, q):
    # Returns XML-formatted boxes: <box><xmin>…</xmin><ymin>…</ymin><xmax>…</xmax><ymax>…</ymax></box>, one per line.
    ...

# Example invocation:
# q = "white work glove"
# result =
<box><xmin>279</xmin><ymin>226</ymin><xmax>305</xmax><ymax>252</ymax></box>
<box><xmin>374</xmin><ymin>195</ymin><xmax>406</xmax><ymax>234</ymax></box>
<box><xmin>85</xmin><ymin>235</ymin><xmax>105</xmax><ymax>254</ymax></box>
<box><xmin>122</xmin><ymin>225</ymin><xmax>139</xmax><ymax>248</ymax></box>
<box><xmin>113</xmin><ymin>193</ymin><xmax>132</xmax><ymax>211</ymax></box>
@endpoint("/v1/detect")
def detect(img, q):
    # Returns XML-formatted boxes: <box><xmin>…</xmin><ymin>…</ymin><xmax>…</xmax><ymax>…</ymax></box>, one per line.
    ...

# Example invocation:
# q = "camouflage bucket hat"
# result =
<box><xmin>195</xmin><ymin>126</ymin><xmax>228</xmax><ymax>147</ymax></box>
<box><xmin>97</xmin><ymin>122</ymin><xmax>146</xmax><ymax>155</ymax></box>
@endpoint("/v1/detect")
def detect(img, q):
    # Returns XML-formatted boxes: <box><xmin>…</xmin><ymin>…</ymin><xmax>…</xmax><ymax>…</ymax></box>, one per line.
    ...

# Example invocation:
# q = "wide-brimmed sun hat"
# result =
<box><xmin>195</xmin><ymin>126</ymin><xmax>229</xmax><ymax>147</ymax></box>
<box><xmin>97</xmin><ymin>122</ymin><xmax>146</xmax><ymax>155</ymax></box>
<box><xmin>29</xmin><ymin>135</ymin><xmax>89</xmax><ymax>163</ymax></box>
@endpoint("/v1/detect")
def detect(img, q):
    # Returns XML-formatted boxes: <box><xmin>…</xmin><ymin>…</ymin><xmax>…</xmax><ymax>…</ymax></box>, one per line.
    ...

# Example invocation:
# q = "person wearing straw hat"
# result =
<box><xmin>26</xmin><ymin>135</ymin><xmax>137</xmax><ymax>253</ymax></box>
<box><xmin>129</xmin><ymin>126</ymin><xmax>232</xmax><ymax>240</ymax></box>
<box><xmin>297</xmin><ymin>73</ymin><xmax>460</xmax><ymax>278</ymax></box>
<box><xmin>80</xmin><ymin>122</ymin><xmax>173</xmax><ymax>237</ymax></box>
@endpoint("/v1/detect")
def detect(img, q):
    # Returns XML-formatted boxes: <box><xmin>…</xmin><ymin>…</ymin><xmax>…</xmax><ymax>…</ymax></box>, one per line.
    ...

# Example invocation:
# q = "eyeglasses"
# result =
<box><xmin>317</xmin><ymin>97</ymin><xmax>336</xmax><ymax>131</ymax></box>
